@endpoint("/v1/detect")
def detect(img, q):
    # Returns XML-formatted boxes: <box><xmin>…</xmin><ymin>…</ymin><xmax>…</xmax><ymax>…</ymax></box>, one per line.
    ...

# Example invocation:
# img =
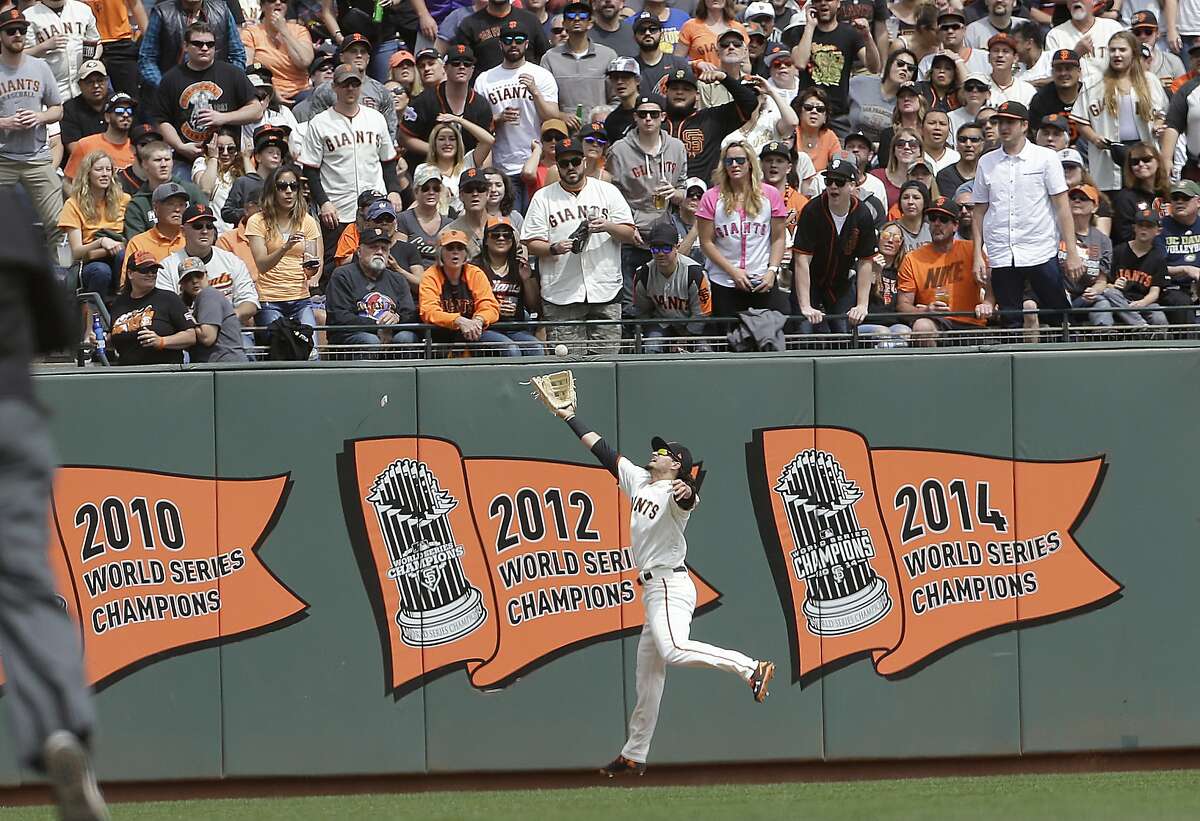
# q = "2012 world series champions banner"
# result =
<box><xmin>747</xmin><ymin>426</ymin><xmax>1122</xmax><ymax>684</ymax></box>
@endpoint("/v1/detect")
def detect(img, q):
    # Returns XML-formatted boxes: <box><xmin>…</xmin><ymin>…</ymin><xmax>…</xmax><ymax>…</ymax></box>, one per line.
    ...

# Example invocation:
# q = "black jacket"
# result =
<box><xmin>664</xmin><ymin>75</ymin><xmax>757</xmax><ymax>181</ymax></box>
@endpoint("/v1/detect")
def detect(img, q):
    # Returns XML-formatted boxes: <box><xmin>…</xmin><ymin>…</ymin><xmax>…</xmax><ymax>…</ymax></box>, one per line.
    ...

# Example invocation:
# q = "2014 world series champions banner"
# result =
<box><xmin>747</xmin><ymin>426</ymin><xmax>1122</xmax><ymax>684</ymax></box>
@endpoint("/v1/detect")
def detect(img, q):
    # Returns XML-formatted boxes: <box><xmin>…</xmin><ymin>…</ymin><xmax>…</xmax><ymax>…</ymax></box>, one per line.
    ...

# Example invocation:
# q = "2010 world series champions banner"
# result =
<box><xmin>747</xmin><ymin>427</ymin><xmax>1122</xmax><ymax>683</ymax></box>
<box><xmin>11</xmin><ymin>468</ymin><xmax>308</xmax><ymax>688</ymax></box>
<box><xmin>338</xmin><ymin>436</ymin><xmax>722</xmax><ymax>696</ymax></box>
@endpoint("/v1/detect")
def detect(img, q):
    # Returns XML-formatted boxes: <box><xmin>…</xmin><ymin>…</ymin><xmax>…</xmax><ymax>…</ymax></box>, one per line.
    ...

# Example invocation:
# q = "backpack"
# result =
<box><xmin>268</xmin><ymin>317</ymin><xmax>314</xmax><ymax>361</ymax></box>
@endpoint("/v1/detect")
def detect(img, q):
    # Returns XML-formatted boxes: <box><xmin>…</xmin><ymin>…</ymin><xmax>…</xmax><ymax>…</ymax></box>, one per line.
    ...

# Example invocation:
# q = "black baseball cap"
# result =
<box><xmin>843</xmin><ymin>130</ymin><xmax>873</xmax><ymax>149</ymax></box>
<box><xmin>665</xmin><ymin>68</ymin><xmax>698</xmax><ymax>89</ymax></box>
<box><xmin>632</xmin><ymin>11</ymin><xmax>659</xmax><ymax>30</ymax></box>
<box><xmin>1051</xmin><ymin>48</ymin><xmax>1081</xmax><ymax>66</ymax></box>
<box><xmin>651</xmin><ymin>436</ymin><xmax>693</xmax><ymax>478</ymax></box>
<box><xmin>993</xmin><ymin>101</ymin><xmax>1029</xmax><ymax>121</ymax></box>
<box><xmin>182</xmin><ymin>203</ymin><xmax>217</xmax><ymax>224</ymax></box>
<box><xmin>445</xmin><ymin>43</ymin><xmax>476</xmax><ymax>64</ymax></box>
<box><xmin>824</xmin><ymin>155</ymin><xmax>857</xmax><ymax>182</ymax></box>
<box><xmin>459</xmin><ymin>167</ymin><xmax>489</xmax><ymax>190</ymax></box>
<box><xmin>759</xmin><ymin>140</ymin><xmax>795</xmax><ymax>161</ymax></box>
<box><xmin>634</xmin><ymin>93</ymin><xmax>666</xmax><ymax>111</ymax></box>
<box><xmin>357</xmin><ymin>189</ymin><xmax>386</xmax><ymax>209</ymax></box>
<box><xmin>897</xmin><ymin>81</ymin><xmax>920</xmax><ymax>97</ymax></box>
<box><xmin>340</xmin><ymin>33</ymin><xmax>372</xmax><ymax>53</ymax></box>
<box><xmin>555</xmin><ymin>137</ymin><xmax>585</xmax><ymax>157</ymax></box>
<box><xmin>1039</xmin><ymin>113</ymin><xmax>1070</xmax><ymax>133</ymax></box>
<box><xmin>360</xmin><ymin>226</ymin><xmax>392</xmax><ymax>246</ymax></box>
<box><xmin>0</xmin><ymin>9</ymin><xmax>28</xmax><ymax>30</ymax></box>
<box><xmin>925</xmin><ymin>195</ymin><xmax>959</xmax><ymax>220</ymax></box>
<box><xmin>131</xmin><ymin>123</ymin><xmax>162</xmax><ymax>144</ymax></box>
<box><xmin>646</xmin><ymin>219</ymin><xmax>679</xmax><ymax>247</ymax></box>
<box><xmin>104</xmin><ymin>93</ymin><xmax>135</xmax><ymax>113</ymax></box>
<box><xmin>309</xmin><ymin>52</ymin><xmax>336</xmax><ymax>73</ymax></box>
<box><xmin>1133</xmin><ymin>206</ymin><xmax>1160</xmax><ymax>226</ymax></box>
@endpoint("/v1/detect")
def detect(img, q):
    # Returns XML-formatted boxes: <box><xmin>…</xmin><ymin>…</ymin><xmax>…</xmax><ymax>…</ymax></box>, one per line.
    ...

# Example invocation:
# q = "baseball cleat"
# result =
<box><xmin>599</xmin><ymin>755</ymin><xmax>647</xmax><ymax>778</ymax></box>
<box><xmin>750</xmin><ymin>660</ymin><xmax>775</xmax><ymax>703</ymax></box>
<box><xmin>42</xmin><ymin>730</ymin><xmax>110</xmax><ymax>821</ymax></box>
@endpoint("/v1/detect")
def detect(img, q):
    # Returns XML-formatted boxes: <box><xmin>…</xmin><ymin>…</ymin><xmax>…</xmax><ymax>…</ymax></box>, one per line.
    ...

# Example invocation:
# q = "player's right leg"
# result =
<box><xmin>615</xmin><ymin>623</ymin><xmax>667</xmax><ymax>769</ymax></box>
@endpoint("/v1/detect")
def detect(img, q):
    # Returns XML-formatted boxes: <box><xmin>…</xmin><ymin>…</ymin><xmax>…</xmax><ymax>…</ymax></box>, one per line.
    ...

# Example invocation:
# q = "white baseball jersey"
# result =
<box><xmin>617</xmin><ymin>457</ymin><xmax>692</xmax><ymax>573</ymax></box>
<box><xmin>301</xmin><ymin>105</ymin><xmax>396</xmax><ymax>223</ymax></box>
<box><xmin>24</xmin><ymin>0</ymin><xmax>100</xmax><ymax>99</ymax></box>
<box><xmin>158</xmin><ymin>247</ymin><xmax>260</xmax><ymax>309</ymax></box>
<box><xmin>520</xmin><ymin>177</ymin><xmax>634</xmax><ymax>305</ymax></box>
<box><xmin>472</xmin><ymin>61</ymin><xmax>558</xmax><ymax>176</ymax></box>
<box><xmin>1044</xmin><ymin>17</ymin><xmax>1126</xmax><ymax>81</ymax></box>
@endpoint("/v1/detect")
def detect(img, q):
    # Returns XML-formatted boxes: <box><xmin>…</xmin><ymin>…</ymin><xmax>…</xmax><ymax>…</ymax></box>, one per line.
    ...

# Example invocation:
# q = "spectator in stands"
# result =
<box><xmin>1028</xmin><ymin>48</ymin><xmax>1081</xmax><ymax>133</ymax></box>
<box><xmin>921</xmin><ymin>108</ymin><xmax>958</xmax><ymax>173</ymax></box>
<box><xmin>794</xmin><ymin>155</ymin><xmax>876</xmax><ymax>334</ymax></box>
<box><xmin>483</xmin><ymin>166</ymin><xmax>524</xmax><ymax>229</ymax></box>
<box><xmin>413</xmin><ymin>48</ymin><xmax>444</xmax><ymax>91</ymax></box>
<box><xmin>0</xmin><ymin>8</ymin><xmax>63</xmax><ymax>247</ymax></box>
<box><xmin>1132</xmin><ymin>12</ymin><xmax>1184</xmax><ymax>87</ymax></box>
<box><xmin>302</xmin><ymin>64</ymin><xmax>403</xmax><ymax>264</ymax></box>
<box><xmin>857</xmin><ymin>221</ymin><xmax>912</xmax><ymax>343</ymax></box>
<box><xmin>435</xmin><ymin>0</ymin><xmax>487</xmax><ymax>54</ymax></box>
<box><xmin>1111</xmin><ymin>143</ymin><xmax>1170</xmax><ymax>245</ymax></box>
<box><xmin>116</xmin><ymin>123</ymin><xmax>164</xmax><ymax>192</ymax></box>
<box><xmin>1011</xmin><ymin>21</ymin><xmax>1051</xmax><ymax>85</ymax></box>
<box><xmin>948</xmin><ymin>74</ymin><xmax>990</xmax><ymax>141</ymax></box>
<box><xmin>700</xmin><ymin>28</ymin><xmax>752</xmax><ymax>109</ymax></box>
<box><xmin>636</xmin><ymin>0</ymin><xmax>688</xmax><ymax>52</ymax></box>
<box><xmin>1057</xmin><ymin>147</ymin><xmax>1113</xmax><ymax>235</ymax></box>
<box><xmin>521</xmin><ymin>136</ymin><xmax>636</xmax><ymax>352</ymax></box>
<box><xmin>473</xmin><ymin>22</ymin><xmax>558</xmax><ymax>212</ymax></box>
<box><xmin>850</xmin><ymin>48</ymin><xmax>914</xmax><ymax>144</ymax></box>
<box><xmin>541</xmin><ymin>1</ymin><xmax>617</xmax><ymax>123</ymax></box>
<box><xmin>895</xmin><ymin>179</ymin><xmax>931</xmax><ymax>251</ymax></box>
<box><xmin>1061</xmin><ymin>183</ymin><xmax>1113</xmax><ymax>322</ymax></box>
<box><xmin>455</xmin><ymin>0</ymin><xmax>550</xmax><ymax>73</ymax></box>
<box><xmin>60</xmin><ymin>150</ymin><xmax>129</xmax><ymax>299</ymax></box>
<box><xmin>327</xmin><ymin>227</ymin><xmax>419</xmax><ymax>352</ymax></box>
<box><xmin>898</xmin><ymin>195</ymin><xmax>993</xmax><ymax>346</ymax></box>
<box><xmin>871</xmin><ymin>126</ymin><xmax>924</xmax><ymax>208</ymax></box>
<box><xmin>671</xmin><ymin>176</ymin><xmax>707</xmax><ymax>267</ymax></box>
<box><xmin>25</xmin><ymin>0</ymin><xmax>101</xmax><ymax>100</ymax></box>
<box><xmin>400</xmin><ymin>44</ymin><xmax>490</xmax><ymax>161</ymax></box>
<box><xmin>607</xmin><ymin>91</ymin><xmax>687</xmax><ymax>308</ymax></box>
<box><xmin>421</xmin><ymin>115</ymin><xmax>494</xmax><ymax>213</ymax></box>
<box><xmin>891</xmin><ymin>2</ymin><xmax>937</xmax><ymax>64</ymax></box>
<box><xmin>63</xmin><ymin>92</ymin><xmax>134</xmax><ymax>187</ymax></box>
<box><xmin>791</xmin><ymin>0</ymin><xmax>880</xmax><ymax>140</ymax></box>
<box><xmin>159</xmin><ymin>202</ymin><xmax>259</xmax><ymax>331</ymax></box>
<box><xmin>590</xmin><ymin>0</ymin><xmax>636</xmax><ymax>56</ymax></box>
<box><xmin>918</xmin><ymin>9</ymin><xmax>989</xmax><ymax>79</ymax></box>
<box><xmin>301</xmin><ymin>35</ymin><xmax>398</xmax><ymax>141</ymax></box>
<box><xmin>442</xmin><ymin>166</ymin><xmax>489</xmax><ymax>258</ymax></box>
<box><xmin>936</xmin><ymin>122</ymin><xmax>981</xmax><ymax>198</ymax></box>
<box><xmin>123</xmin><ymin>181</ymin><xmax>189</xmax><ymax>281</ymax></box>
<box><xmin>696</xmin><ymin>140</ymin><xmax>788</xmax><ymax>318</ymax></box>
<box><xmin>177</xmin><ymin>255</ymin><xmax>250</xmax><ymax>362</ymax></box>
<box><xmin>876</xmin><ymin>81</ymin><xmax>924</xmax><ymax>164</ymax></box>
<box><xmin>420</xmin><ymin>228</ymin><xmax>519</xmax><ymax>355</ymax></box>
<box><xmin>332</xmin><ymin>197</ymin><xmax>425</xmax><ymax>295</ymax></box>
<box><xmin>191</xmin><ymin>126</ymin><xmax>243</xmax><ymax>231</ymax></box>
<box><xmin>920</xmin><ymin>52</ymin><xmax>960</xmax><ymax>112</ymax></box>
<box><xmin>90</xmin><ymin>0</ymin><xmax>145</xmax><ymax>97</ymax></box>
<box><xmin>793</xmin><ymin>86</ymin><xmax>840</xmax><ymax>172</ymax></box>
<box><xmin>603</xmin><ymin>56</ymin><xmax>640</xmax><ymax>142</ymax></box>
<box><xmin>222</xmin><ymin>124</ymin><xmax>285</xmax><ymax>227</ymax></box>
<box><xmin>632</xmin><ymin>11</ymin><xmax>689</xmax><ymax>97</ymax></box>
<box><xmin>677</xmin><ymin>0</ymin><xmax>746</xmax><ymax>65</ymax></box>
<box><xmin>242</xmin><ymin>67</ymin><xmax>301</xmax><ymax>156</ymax></box>
<box><xmin>663</xmin><ymin>66</ymin><xmax>757</xmax><ymax>181</ymax></box>
<box><xmin>215</xmin><ymin>190</ymin><xmax>261</xmax><ymax>275</ymax></box>
<box><xmin>60</xmin><ymin>59</ymin><xmax>107</xmax><ymax>154</ymax></box>
<box><xmin>473</xmin><ymin>216</ymin><xmax>542</xmax><ymax>355</ymax></box>
<box><xmin>1070</xmin><ymin>31</ymin><xmax>1168</xmax><ymax>196</ymax></box>
<box><xmin>109</xmin><ymin>251</ymin><xmax>198</xmax><ymax>365</ymax></box>
<box><xmin>123</xmin><ymin>141</ymin><xmax>207</xmax><ymax>238</ymax></box>
<box><xmin>986</xmin><ymin>33</ymin><xmax>1035</xmax><ymax>106</ymax></box>
<box><xmin>1155</xmin><ymin>180</ymin><xmax>1200</xmax><ymax>325</ymax></box>
<box><xmin>577</xmin><ymin>122</ymin><xmax>612</xmax><ymax>183</ymax></box>
<box><xmin>150</xmin><ymin>22</ymin><xmax>263</xmax><ymax>176</ymax></box>
<box><xmin>247</xmin><ymin>164</ymin><xmax>323</xmax><ymax>332</ymax></box>
<box><xmin>632</xmin><ymin>219</ymin><xmax>713</xmax><ymax>352</ymax></box>
<box><xmin>296</xmin><ymin>48</ymin><xmax>335</xmax><ymax>107</ymax></box>
<box><xmin>1035</xmin><ymin>112</ymin><xmax>1071</xmax><ymax>150</ymax></box>
<box><xmin>973</xmin><ymin>101</ymin><xmax>1081</xmax><ymax>330</ymax></box>
<box><xmin>759</xmin><ymin>140</ymin><xmax>808</xmax><ymax>295</ymax></box>
<box><xmin>139</xmin><ymin>0</ymin><xmax>246</xmax><ymax>91</ymax></box>
<box><xmin>1044</xmin><ymin>0</ymin><xmax>1124</xmax><ymax>77</ymax></box>
<box><xmin>965</xmin><ymin>0</ymin><xmax>1025</xmax><ymax>50</ymax></box>
<box><xmin>1106</xmin><ymin>209</ymin><xmax>1169</xmax><ymax>327</ymax></box>
<box><xmin>398</xmin><ymin>165</ymin><xmax>451</xmax><ymax>265</ymax></box>
<box><xmin>241</xmin><ymin>0</ymin><xmax>313</xmax><ymax>104</ymax></box>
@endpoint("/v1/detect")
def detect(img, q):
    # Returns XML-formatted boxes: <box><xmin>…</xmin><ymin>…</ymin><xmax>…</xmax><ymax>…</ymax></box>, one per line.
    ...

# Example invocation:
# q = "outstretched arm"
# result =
<box><xmin>552</xmin><ymin>405</ymin><xmax>619</xmax><ymax>476</ymax></box>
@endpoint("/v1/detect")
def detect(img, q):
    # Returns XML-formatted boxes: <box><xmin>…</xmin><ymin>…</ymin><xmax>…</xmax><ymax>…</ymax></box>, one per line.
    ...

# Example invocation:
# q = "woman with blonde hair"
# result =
<box><xmin>58</xmin><ymin>150</ymin><xmax>131</xmax><ymax>300</ymax></box>
<box><xmin>696</xmin><ymin>140</ymin><xmax>789</xmax><ymax>318</ymax></box>
<box><xmin>1071</xmin><ymin>30</ymin><xmax>1168</xmax><ymax>194</ymax></box>
<box><xmin>871</xmin><ymin>126</ymin><xmax>925</xmax><ymax>208</ymax></box>
<box><xmin>246</xmin><ymin>164</ymin><xmax>323</xmax><ymax>336</ymax></box>
<box><xmin>857</xmin><ymin>220</ymin><xmax>913</xmax><ymax>345</ymax></box>
<box><xmin>676</xmin><ymin>0</ymin><xmax>746</xmax><ymax>64</ymax></box>
<box><xmin>876</xmin><ymin>83</ymin><xmax>926</xmax><ymax>167</ymax></box>
<box><xmin>419</xmin><ymin>115</ymin><xmax>495</xmax><ymax>214</ymax></box>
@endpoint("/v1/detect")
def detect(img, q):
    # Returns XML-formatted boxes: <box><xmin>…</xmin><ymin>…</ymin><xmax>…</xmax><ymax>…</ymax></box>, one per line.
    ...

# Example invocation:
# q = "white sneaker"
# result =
<box><xmin>42</xmin><ymin>731</ymin><xmax>110</xmax><ymax>821</ymax></box>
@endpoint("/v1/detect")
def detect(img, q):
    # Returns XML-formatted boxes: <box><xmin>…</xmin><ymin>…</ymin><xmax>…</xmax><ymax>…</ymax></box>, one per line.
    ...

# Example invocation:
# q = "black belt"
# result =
<box><xmin>637</xmin><ymin>566</ymin><xmax>687</xmax><ymax>585</ymax></box>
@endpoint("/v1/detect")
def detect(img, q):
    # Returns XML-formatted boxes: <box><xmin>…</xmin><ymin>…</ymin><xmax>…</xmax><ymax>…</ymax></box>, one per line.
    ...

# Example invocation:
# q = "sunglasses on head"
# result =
<box><xmin>723</xmin><ymin>155</ymin><xmax>748</xmax><ymax>166</ymax></box>
<box><xmin>801</xmin><ymin>103</ymin><xmax>826</xmax><ymax>113</ymax></box>
<box><xmin>557</xmin><ymin>156</ymin><xmax>583</xmax><ymax>168</ymax></box>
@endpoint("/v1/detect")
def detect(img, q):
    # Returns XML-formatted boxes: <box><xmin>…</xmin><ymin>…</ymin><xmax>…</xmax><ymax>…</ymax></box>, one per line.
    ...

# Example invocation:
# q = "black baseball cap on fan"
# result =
<box><xmin>651</xmin><ymin>436</ymin><xmax>693</xmax><ymax>478</ymax></box>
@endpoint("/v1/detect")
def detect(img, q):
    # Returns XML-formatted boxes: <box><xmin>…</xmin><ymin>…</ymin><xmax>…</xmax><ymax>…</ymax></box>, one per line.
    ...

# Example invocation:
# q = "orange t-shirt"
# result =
<box><xmin>677</xmin><ymin>19</ymin><xmax>748</xmax><ymax>65</ymax></box>
<box><xmin>217</xmin><ymin>224</ymin><xmax>259</xmax><ymax>282</ymax></box>
<box><xmin>58</xmin><ymin>192</ymin><xmax>129</xmax><ymax>245</ymax></box>
<box><xmin>121</xmin><ymin>227</ymin><xmax>185</xmax><ymax>284</ymax></box>
<box><xmin>795</xmin><ymin>128</ymin><xmax>841</xmax><ymax>172</ymax></box>
<box><xmin>80</xmin><ymin>0</ymin><xmax>133</xmax><ymax>43</ymax></box>
<box><xmin>64</xmin><ymin>134</ymin><xmax>136</xmax><ymax>181</ymax></box>
<box><xmin>896</xmin><ymin>238</ymin><xmax>985</xmax><ymax>326</ymax></box>
<box><xmin>244</xmin><ymin>212</ymin><xmax>322</xmax><ymax>302</ymax></box>
<box><xmin>335</xmin><ymin>223</ymin><xmax>360</xmax><ymax>267</ymax></box>
<box><xmin>241</xmin><ymin>23</ymin><xmax>314</xmax><ymax>103</ymax></box>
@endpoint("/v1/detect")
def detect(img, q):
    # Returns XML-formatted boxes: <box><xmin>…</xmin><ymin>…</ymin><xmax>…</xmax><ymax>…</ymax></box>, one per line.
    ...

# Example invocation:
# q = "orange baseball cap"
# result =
<box><xmin>389</xmin><ymin>50</ymin><xmax>415</xmax><ymax>68</ymax></box>
<box><xmin>485</xmin><ymin>216</ymin><xmax>514</xmax><ymax>232</ymax></box>
<box><xmin>128</xmin><ymin>251</ymin><xmax>162</xmax><ymax>270</ymax></box>
<box><xmin>438</xmin><ymin>229</ymin><xmax>470</xmax><ymax>247</ymax></box>
<box><xmin>1068</xmin><ymin>184</ymin><xmax>1100</xmax><ymax>205</ymax></box>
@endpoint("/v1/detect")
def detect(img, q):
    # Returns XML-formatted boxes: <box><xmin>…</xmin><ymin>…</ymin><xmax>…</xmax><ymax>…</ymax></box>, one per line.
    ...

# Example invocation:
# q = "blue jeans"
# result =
<box><xmin>337</xmin><ymin>328</ymin><xmax>418</xmax><ymax>358</ymax></box>
<box><xmin>504</xmin><ymin>330</ymin><xmax>544</xmax><ymax>356</ymax></box>
<box><xmin>368</xmin><ymin>39</ymin><xmax>400</xmax><ymax>83</ymax></box>
<box><xmin>80</xmin><ymin>254</ymin><xmax>122</xmax><ymax>297</ymax></box>
<box><xmin>856</xmin><ymin>322</ymin><xmax>911</xmax><ymax>347</ymax></box>
<box><xmin>477</xmin><ymin>329</ymin><xmax>524</xmax><ymax>357</ymax></box>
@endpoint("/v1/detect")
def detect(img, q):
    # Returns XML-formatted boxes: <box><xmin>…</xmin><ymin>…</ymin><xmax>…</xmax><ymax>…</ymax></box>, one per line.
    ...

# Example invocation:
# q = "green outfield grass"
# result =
<box><xmin>1</xmin><ymin>770</ymin><xmax>1197</xmax><ymax>820</ymax></box>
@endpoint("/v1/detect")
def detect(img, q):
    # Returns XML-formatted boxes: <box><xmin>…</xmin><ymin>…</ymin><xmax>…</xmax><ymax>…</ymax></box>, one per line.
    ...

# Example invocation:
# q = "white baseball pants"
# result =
<box><xmin>620</xmin><ymin>573</ymin><xmax>757</xmax><ymax>763</ymax></box>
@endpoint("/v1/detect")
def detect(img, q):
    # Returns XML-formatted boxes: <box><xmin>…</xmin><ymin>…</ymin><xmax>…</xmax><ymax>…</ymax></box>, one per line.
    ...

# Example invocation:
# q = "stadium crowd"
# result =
<box><xmin>5</xmin><ymin>0</ymin><xmax>1199</xmax><ymax>362</ymax></box>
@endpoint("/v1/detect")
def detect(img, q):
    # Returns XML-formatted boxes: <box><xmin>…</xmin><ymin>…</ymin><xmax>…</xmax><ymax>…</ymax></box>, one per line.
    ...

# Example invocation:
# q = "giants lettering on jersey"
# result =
<box><xmin>1117</xmin><ymin>267</ymin><xmax>1153</xmax><ymax>289</ymax></box>
<box><xmin>32</xmin><ymin>20</ymin><xmax>90</xmax><ymax>40</ymax></box>
<box><xmin>323</xmin><ymin>130</ymin><xmax>384</xmax><ymax>152</ymax></box>
<box><xmin>632</xmin><ymin>496</ymin><xmax>660</xmax><ymax>520</ymax></box>
<box><xmin>652</xmin><ymin>293</ymin><xmax>690</xmax><ymax>312</ymax></box>
<box><xmin>208</xmin><ymin>272</ymin><xmax>233</xmax><ymax>295</ymax></box>
<box><xmin>0</xmin><ymin>78</ymin><xmax>43</xmax><ymax>97</ymax></box>
<box><xmin>712</xmin><ymin>217</ymin><xmax>768</xmax><ymax>240</ymax></box>
<box><xmin>630</xmin><ymin>161</ymin><xmax>681</xmax><ymax>179</ymax></box>
<box><xmin>485</xmin><ymin>82</ymin><xmax>532</xmax><ymax>106</ymax></box>
<box><xmin>547</xmin><ymin>204</ymin><xmax>610</xmax><ymax>229</ymax></box>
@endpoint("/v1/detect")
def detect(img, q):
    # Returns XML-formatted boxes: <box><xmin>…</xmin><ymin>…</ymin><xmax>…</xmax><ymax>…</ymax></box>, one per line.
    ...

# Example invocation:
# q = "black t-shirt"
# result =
<box><xmin>590</xmin><ymin>22</ymin><xmax>639</xmax><ymax>58</ymax></box>
<box><xmin>1028</xmin><ymin>81</ymin><xmax>1079</xmax><ymax>135</ymax></box>
<box><xmin>109</xmin><ymin>288</ymin><xmax>197</xmax><ymax>366</ymax></box>
<box><xmin>663</xmin><ymin>76</ymin><xmax>758</xmax><ymax>181</ymax></box>
<box><xmin>453</xmin><ymin>7</ymin><xmax>550</xmax><ymax>73</ymax></box>
<box><xmin>796</xmin><ymin>24</ymin><xmax>864</xmax><ymax>118</ymax></box>
<box><xmin>794</xmin><ymin>194</ymin><xmax>877</xmax><ymax>306</ymax></box>
<box><xmin>60</xmin><ymin>96</ymin><xmax>106</xmax><ymax>153</ymax></box>
<box><xmin>390</xmin><ymin>238</ymin><xmax>423</xmax><ymax>274</ymax></box>
<box><xmin>1111</xmin><ymin>242</ymin><xmax>1167</xmax><ymax>302</ymax></box>
<box><xmin>838</xmin><ymin>0</ymin><xmax>887</xmax><ymax>28</ymax></box>
<box><xmin>400</xmin><ymin>84</ymin><xmax>495</xmax><ymax>151</ymax></box>
<box><xmin>151</xmin><ymin>62</ymin><xmax>257</xmax><ymax>146</ymax></box>
<box><xmin>638</xmin><ymin>53</ymin><xmax>692</xmax><ymax>97</ymax></box>
<box><xmin>396</xmin><ymin>209</ymin><xmax>452</xmax><ymax>264</ymax></box>
<box><xmin>1110</xmin><ymin>187</ymin><xmax>1165</xmax><ymax>246</ymax></box>
<box><xmin>605</xmin><ymin>105</ymin><xmax>635</xmax><ymax>144</ymax></box>
<box><xmin>935</xmin><ymin>164</ymin><xmax>971</xmax><ymax>199</ymax></box>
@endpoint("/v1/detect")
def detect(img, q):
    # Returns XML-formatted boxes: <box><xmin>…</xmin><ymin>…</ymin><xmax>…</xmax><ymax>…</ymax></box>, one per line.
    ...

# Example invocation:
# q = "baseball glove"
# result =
<box><xmin>568</xmin><ymin>219</ymin><xmax>590</xmax><ymax>254</ymax></box>
<box><xmin>525</xmin><ymin>370</ymin><xmax>577</xmax><ymax>414</ymax></box>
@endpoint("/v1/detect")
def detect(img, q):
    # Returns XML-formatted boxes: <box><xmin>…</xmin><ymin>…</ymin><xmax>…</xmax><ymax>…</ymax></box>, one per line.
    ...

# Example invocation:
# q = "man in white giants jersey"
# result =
<box><xmin>537</xmin><ymin>393</ymin><xmax>776</xmax><ymax>778</ymax></box>
<box><xmin>24</xmin><ymin>0</ymin><xmax>101</xmax><ymax>99</ymax></box>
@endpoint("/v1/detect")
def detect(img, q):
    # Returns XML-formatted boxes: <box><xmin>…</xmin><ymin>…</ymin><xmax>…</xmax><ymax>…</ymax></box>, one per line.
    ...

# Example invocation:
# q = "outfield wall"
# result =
<box><xmin>2</xmin><ymin>349</ymin><xmax>1196</xmax><ymax>783</ymax></box>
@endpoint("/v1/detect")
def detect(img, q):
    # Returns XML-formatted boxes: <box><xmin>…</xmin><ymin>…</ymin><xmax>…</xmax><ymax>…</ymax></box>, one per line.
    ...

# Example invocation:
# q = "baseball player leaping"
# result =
<box><xmin>532</xmin><ymin>378</ymin><xmax>775</xmax><ymax>778</ymax></box>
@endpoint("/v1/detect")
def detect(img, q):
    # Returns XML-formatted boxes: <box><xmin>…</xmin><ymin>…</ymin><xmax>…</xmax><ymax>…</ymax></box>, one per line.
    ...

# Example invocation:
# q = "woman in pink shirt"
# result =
<box><xmin>696</xmin><ymin>140</ymin><xmax>789</xmax><ymax>319</ymax></box>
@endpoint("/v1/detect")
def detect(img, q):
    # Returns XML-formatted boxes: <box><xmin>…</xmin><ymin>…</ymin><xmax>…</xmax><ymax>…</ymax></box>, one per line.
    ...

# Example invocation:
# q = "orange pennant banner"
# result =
<box><xmin>31</xmin><ymin>468</ymin><xmax>306</xmax><ymax>688</ymax></box>
<box><xmin>340</xmin><ymin>437</ymin><xmax>721</xmax><ymax>696</ymax></box>
<box><xmin>750</xmin><ymin>427</ymin><xmax>1121</xmax><ymax>682</ymax></box>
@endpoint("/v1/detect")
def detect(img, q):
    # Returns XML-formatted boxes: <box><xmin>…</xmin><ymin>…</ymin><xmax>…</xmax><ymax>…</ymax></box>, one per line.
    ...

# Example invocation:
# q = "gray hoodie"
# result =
<box><xmin>606</xmin><ymin>130</ymin><xmax>688</xmax><ymax>234</ymax></box>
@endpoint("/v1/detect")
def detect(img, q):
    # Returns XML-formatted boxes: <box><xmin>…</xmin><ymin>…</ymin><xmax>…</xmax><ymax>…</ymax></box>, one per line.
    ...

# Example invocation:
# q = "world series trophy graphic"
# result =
<box><xmin>773</xmin><ymin>449</ymin><xmax>892</xmax><ymax>636</ymax></box>
<box><xmin>367</xmin><ymin>459</ymin><xmax>487</xmax><ymax>647</ymax></box>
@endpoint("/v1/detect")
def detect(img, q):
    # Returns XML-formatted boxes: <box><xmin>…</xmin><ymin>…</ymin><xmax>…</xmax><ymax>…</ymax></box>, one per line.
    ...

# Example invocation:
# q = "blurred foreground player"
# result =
<box><xmin>0</xmin><ymin>189</ymin><xmax>109</xmax><ymax>821</ymax></box>
<box><xmin>530</xmin><ymin>377</ymin><xmax>774</xmax><ymax>777</ymax></box>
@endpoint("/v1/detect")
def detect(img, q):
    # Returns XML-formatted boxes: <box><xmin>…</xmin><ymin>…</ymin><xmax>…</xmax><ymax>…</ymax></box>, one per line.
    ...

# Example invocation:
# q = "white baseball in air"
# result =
<box><xmin>381</xmin><ymin>395</ymin><xmax>389</xmax><ymax>407</ymax></box>
<box><xmin>554</xmin><ymin>344</ymin><xmax>569</xmax><ymax>357</ymax></box>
